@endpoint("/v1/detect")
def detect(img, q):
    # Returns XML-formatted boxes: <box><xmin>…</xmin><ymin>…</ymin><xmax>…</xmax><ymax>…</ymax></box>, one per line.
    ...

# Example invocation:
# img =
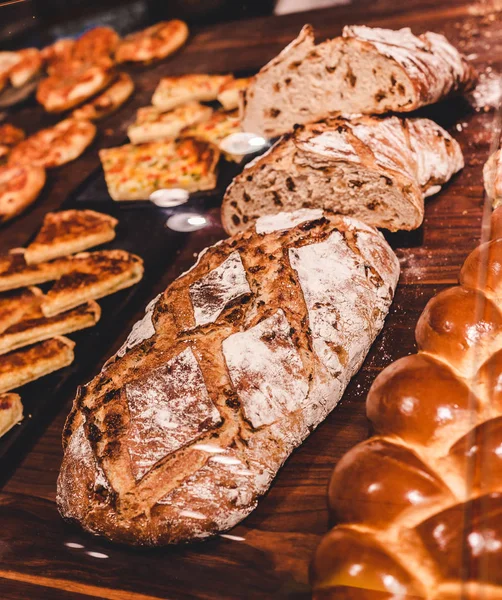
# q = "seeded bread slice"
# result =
<box><xmin>241</xmin><ymin>25</ymin><xmax>476</xmax><ymax>138</ymax></box>
<box><xmin>222</xmin><ymin>116</ymin><xmax>463</xmax><ymax>235</ymax></box>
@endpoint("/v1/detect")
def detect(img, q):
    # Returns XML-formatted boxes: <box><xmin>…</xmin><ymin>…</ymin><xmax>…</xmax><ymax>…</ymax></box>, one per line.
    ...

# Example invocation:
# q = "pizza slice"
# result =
<box><xmin>0</xmin><ymin>392</ymin><xmax>23</xmax><ymax>436</ymax></box>
<box><xmin>181</xmin><ymin>109</ymin><xmax>242</xmax><ymax>162</ymax></box>
<box><xmin>41</xmin><ymin>250</ymin><xmax>143</xmax><ymax>317</ymax></box>
<box><xmin>0</xmin><ymin>124</ymin><xmax>25</xmax><ymax>160</ymax></box>
<box><xmin>0</xmin><ymin>337</ymin><xmax>75</xmax><ymax>394</ymax></box>
<box><xmin>0</xmin><ymin>301</ymin><xmax>100</xmax><ymax>355</ymax></box>
<box><xmin>36</xmin><ymin>63</ymin><xmax>114</xmax><ymax>113</ymax></box>
<box><xmin>24</xmin><ymin>209</ymin><xmax>118</xmax><ymax>265</ymax></box>
<box><xmin>152</xmin><ymin>74</ymin><xmax>232</xmax><ymax>112</ymax></box>
<box><xmin>8</xmin><ymin>119</ymin><xmax>96</xmax><ymax>169</ymax></box>
<box><xmin>100</xmin><ymin>138</ymin><xmax>220</xmax><ymax>200</ymax></box>
<box><xmin>217</xmin><ymin>77</ymin><xmax>251</xmax><ymax>110</ymax></box>
<box><xmin>0</xmin><ymin>286</ymin><xmax>43</xmax><ymax>334</ymax></box>
<box><xmin>127</xmin><ymin>102</ymin><xmax>212</xmax><ymax>144</ymax></box>
<box><xmin>0</xmin><ymin>164</ymin><xmax>46</xmax><ymax>224</ymax></box>
<box><xmin>115</xmin><ymin>20</ymin><xmax>188</xmax><ymax>64</ymax></box>
<box><xmin>72</xmin><ymin>72</ymin><xmax>134</xmax><ymax>121</ymax></box>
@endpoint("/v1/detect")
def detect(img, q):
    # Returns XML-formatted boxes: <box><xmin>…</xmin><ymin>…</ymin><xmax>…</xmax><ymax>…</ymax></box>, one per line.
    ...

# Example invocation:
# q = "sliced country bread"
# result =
<box><xmin>241</xmin><ymin>25</ymin><xmax>476</xmax><ymax>138</ymax></box>
<box><xmin>222</xmin><ymin>116</ymin><xmax>463</xmax><ymax>234</ymax></box>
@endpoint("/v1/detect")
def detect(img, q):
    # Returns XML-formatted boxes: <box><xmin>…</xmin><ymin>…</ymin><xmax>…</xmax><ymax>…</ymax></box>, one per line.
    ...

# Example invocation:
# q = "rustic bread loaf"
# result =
<box><xmin>311</xmin><ymin>206</ymin><xmax>502</xmax><ymax>598</ymax></box>
<box><xmin>222</xmin><ymin>115</ymin><xmax>463</xmax><ymax>235</ymax></box>
<box><xmin>241</xmin><ymin>25</ymin><xmax>476</xmax><ymax>138</ymax></box>
<box><xmin>57</xmin><ymin>209</ymin><xmax>399</xmax><ymax>545</ymax></box>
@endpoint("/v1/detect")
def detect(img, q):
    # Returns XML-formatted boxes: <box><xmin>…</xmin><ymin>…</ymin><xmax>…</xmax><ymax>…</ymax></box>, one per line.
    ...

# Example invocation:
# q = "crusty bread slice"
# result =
<box><xmin>0</xmin><ymin>286</ymin><xmax>43</xmax><ymax>334</ymax></box>
<box><xmin>0</xmin><ymin>392</ymin><xmax>23</xmax><ymax>436</ymax></box>
<box><xmin>0</xmin><ymin>250</ymin><xmax>76</xmax><ymax>292</ymax></box>
<box><xmin>24</xmin><ymin>209</ymin><xmax>118</xmax><ymax>265</ymax></box>
<box><xmin>0</xmin><ymin>337</ymin><xmax>75</xmax><ymax>394</ymax></box>
<box><xmin>41</xmin><ymin>250</ymin><xmax>144</xmax><ymax>317</ymax></box>
<box><xmin>241</xmin><ymin>25</ymin><xmax>476</xmax><ymax>138</ymax></box>
<box><xmin>222</xmin><ymin>116</ymin><xmax>463</xmax><ymax>234</ymax></box>
<box><xmin>0</xmin><ymin>301</ymin><xmax>100</xmax><ymax>355</ymax></box>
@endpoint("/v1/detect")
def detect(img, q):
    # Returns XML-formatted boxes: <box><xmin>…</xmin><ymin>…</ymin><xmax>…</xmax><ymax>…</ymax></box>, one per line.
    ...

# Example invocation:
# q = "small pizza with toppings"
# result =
<box><xmin>72</xmin><ymin>72</ymin><xmax>134</xmax><ymax>121</ymax></box>
<box><xmin>127</xmin><ymin>101</ymin><xmax>212</xmax><ymax>144</ymax></box>
<box><xmin>36</xmin><ymin>62</ymin><xmax>114</xmax><ymax>113</ymax></box>
<box><xmin>0</xmin><ymin>49</ymin><xmax>43</xmax><ymax>107</ymax></box>
<box><xmin>8</xmin><ymin>118</ymin><xmax>96</xmax><ymax>169</ymax></box>
<box><xmin>41</xmin><ymin>39</ymin><xmax>76</xmax><ymax>75</ymax></box>
<box><xmin>0</xmin><ymin>164</ymin><xmax>46</xmax><ymax>224</ymax></box>
<box><xmin>217</xmin><ymin>77</ymin><xmax>251</xmax><ymax>110</ymax></box>
<box><xmin>181</xmin><ymin>109</ymin><xmax>242</xmax><ymax>162</ymax></box>
<box><xmin>71</xmin><ymin>26</ymin><xmax>119</xmax><ymax>68</ymax></box>
<box><xmin>115</xmin><ymin>20</ymin><xmax>188</xmax><ymax>64</ymax></box>
<box><xmin>152</xmin><ymin>73</ymin><xmax>232</xmax><ymax>111</ymax></box>
<box><xmin>0</xmin><ymin>124</ymin><xmax>25</xmax><ymax>160</ymax></box>
<box><xmin>100</xmin><ymin>138</ymin><xmax>220</xmax><ymax>201</ymax></box>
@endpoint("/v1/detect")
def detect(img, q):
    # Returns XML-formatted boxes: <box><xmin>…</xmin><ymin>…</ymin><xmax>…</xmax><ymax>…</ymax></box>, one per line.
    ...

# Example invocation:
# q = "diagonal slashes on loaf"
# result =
<box><xmin>57</xmin><ymin>209</ymin><xmax>399</xmax><ymax>545</ymax></box>
<box><xmin>311</xmin><ymin>206</ymin><xmax>502</xmax><ymax>598</ymax></box>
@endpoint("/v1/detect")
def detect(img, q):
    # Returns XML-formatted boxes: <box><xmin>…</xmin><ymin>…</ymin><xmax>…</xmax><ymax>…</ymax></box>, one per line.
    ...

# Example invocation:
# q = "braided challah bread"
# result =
<box><xmin>311</xmin><ymin>206</ymin><xmax>502</xmax><ymax>599</ymax></box>
<box><xmin>57</xmin><ymin>209</ymin><xmax>399</xmax><ymax>545</ymax></box>
<box><xmin>240</xmin><ymin>25</ymin><xmax>476</xmax><ymax>138</ymax></box>
<box><xmin>222</xmin><ymin>115</ymin><xmax>463</xmax><ymax>235</ymax></box>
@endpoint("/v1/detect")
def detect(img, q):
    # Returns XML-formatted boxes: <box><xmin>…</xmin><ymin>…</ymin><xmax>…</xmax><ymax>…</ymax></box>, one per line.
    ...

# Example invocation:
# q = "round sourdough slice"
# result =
<box><xmin>72</xmin><ymin>72</ymin><xmax>134</xmax><ymax>121</ymax></box>
<box><xmin>115</xmin><ymin>20</ymin><xmax>189</xmax><ymax>64</ymax></box>
<box><xmin>36</xmin><ymin>64</ymin><xmax>114</xmax><ymax>113</ymax></box>
<box><xmin>0</xmin><ymin>164</ymin><xmax>46</xmax><ymax>224</ymax></box>
<box><xmin>8</xmin><ymin>119</ymin><xmax>96</xmax><ymax>169</ymax></box>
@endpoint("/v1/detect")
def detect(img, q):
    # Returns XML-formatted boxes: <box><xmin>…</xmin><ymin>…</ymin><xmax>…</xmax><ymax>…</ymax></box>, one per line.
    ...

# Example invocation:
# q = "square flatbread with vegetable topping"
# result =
<box><xmin>217</xmin><ymin>77</ymin><xmax>251</xmax><ymax>110</ymax></box>
<box><xmin>127</xmin><ymin>102</ymin><xmax>212</xmax><ymax>144</ymax></box>
<box><xmin>181</xmin><ymin>109</ymin><xmax>242</xmax><ymax>162</ymax></box>
<box><xmin>115</xmin><ymin>20</ymin><xmax>188</xmax><ymax>64</ymax></box>
<box><xmin>100</xmin><ymin>138</ymin><xmax>220</xmax><ymax>200</ymax></box>
<box><xmin>8</xmin><ymin>119</ymin><xmax>96</xmax><ymax>169</ymax></box>
<box><xmin>152</xmin><ymin>73</ymin><xmax>232</xmax><ymax>112</ymax></box>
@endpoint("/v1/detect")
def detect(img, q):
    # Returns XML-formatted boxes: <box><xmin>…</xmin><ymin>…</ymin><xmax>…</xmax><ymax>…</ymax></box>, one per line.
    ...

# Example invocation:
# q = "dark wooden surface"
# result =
<box><xmin>0</xmin><ymin>1</ymin><xmax>501</xmax><ymax>598</ymax></box>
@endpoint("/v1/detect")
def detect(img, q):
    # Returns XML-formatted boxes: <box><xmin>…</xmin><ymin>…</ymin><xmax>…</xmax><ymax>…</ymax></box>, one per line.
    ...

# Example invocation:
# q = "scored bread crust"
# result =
<box><xmin>0</xmin><ymin>337</ymin><xmax>75</xmax><ymax>394</ymax></box>
<box><xmin>222</xmin><ymin>115</ymin><xmax>463</xmax><ymax>235</ymax></box>
<box><xmin>241</xmin><ymin>24</ymin><xmax>477</xmax><ymax>138</ymax></box>
<box><xmin>24</xmin><ymin>209</ymin><xmax>118</xmax><ymax>265</ymax></box>
<box><xmin>57</xmin><ymin>210</ymin><xmax>399</xmax><ymax>545</ymax></box>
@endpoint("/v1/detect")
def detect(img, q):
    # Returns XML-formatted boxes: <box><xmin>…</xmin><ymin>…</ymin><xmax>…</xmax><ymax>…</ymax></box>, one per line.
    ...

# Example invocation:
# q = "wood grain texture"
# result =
<box><xmin>0</xmin><ymin>0</ymin><xmax>501</xmax><ymax>597</ymax></box>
